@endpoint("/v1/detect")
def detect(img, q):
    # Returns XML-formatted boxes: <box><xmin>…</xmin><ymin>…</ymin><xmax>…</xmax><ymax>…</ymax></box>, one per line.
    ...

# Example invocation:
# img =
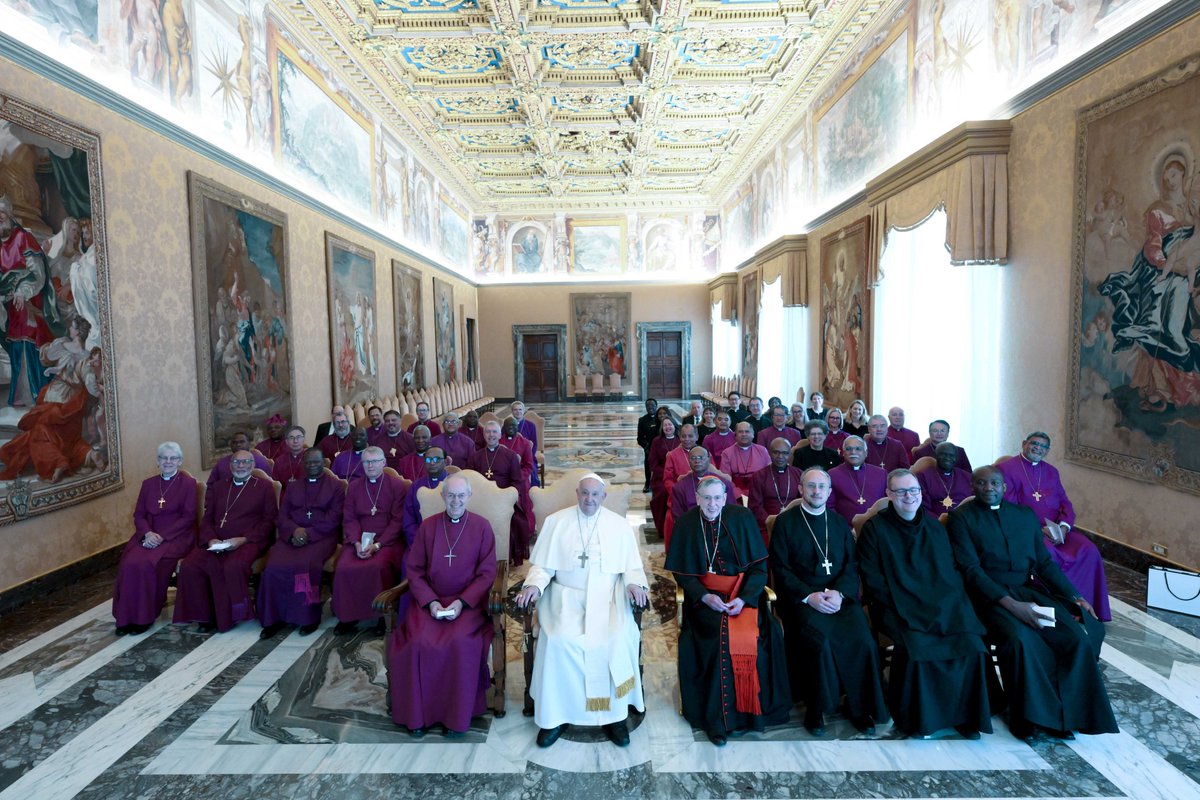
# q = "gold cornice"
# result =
<box><xmin>865</xmin><ymin>120</ymin><xmax>1013</xmax><ymax>208</ymax></box>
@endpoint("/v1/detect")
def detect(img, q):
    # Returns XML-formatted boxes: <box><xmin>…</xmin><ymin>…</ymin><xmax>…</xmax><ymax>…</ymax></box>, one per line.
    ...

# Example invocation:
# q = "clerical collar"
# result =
<box><xmin>368</xmin><ymin>478</ymin><xmax>378</xmax><ymax>484</ymax></box>
<box><xmin>161</xmin><ymin>472</ymin><xmax>175</xmax><ymax>480</ymax></box>
<box><xmin>308</xmin><ymin>477</ymin><xmax>318</xmax><ymax>482</ymax></box>
<box><xmin>801</xmin><ymin>502</ymin><xmax>823</xmax><ymax>515</ymax></box>
<box><xmin>1022</xmin><ymin>455</ymin><xmax>1041</xmax><ymax>466</ymax></box>
<box><xmin>448</xmin><ymin>514</ymin><xmax>463</xmax><ymax>523</ymax></box>
<box><xmin>738</xmin><ymin>445</ymin><xmax>750</xmax><ymax>450</ymax></box>
<box><xmin>851</xmin><ymin>465</ymin><xmax>861</xmax><ymax>470</ymax></box>
<box><xmin>990</xmin><ymin>503</ymin><xmax>1001</xmax><ymax>510</ymax></box>
<box><xmin>775</xmin><ymin>467</ymin><xmax>787</xmax><ymax>473</ymax></box>
<box><xmin>233</xmin><ymin>479</ymin><xmax>247</xmax><ymax>486</ymax></box>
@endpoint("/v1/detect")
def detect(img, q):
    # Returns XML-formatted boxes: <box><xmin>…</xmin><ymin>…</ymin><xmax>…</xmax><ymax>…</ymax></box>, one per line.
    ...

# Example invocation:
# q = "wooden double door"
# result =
<box><xmin>521</xmin><ymin>334</ymin><xmax>560</xmax><ymax>402</ymax></box>
<box><xmin>644</xmin><ymin>330</ymin><xmax>683</xmax><ymax>398</ymax></box>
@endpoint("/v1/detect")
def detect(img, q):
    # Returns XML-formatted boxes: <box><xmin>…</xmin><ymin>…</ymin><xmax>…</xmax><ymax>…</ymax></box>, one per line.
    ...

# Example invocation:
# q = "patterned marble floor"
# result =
<box><xmin>1</xmin><ymin>401</ymin><xmax>1198</xmax><ymax>799</ymax></box>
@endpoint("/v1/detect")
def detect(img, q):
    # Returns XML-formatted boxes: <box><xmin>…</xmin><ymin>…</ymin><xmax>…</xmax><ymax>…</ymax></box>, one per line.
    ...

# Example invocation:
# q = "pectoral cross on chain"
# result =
<box><xmin>306</xmin><ymin>510</ymin><xmax>313</xmax><ymax>519</ymax></box>
<box><xmin>577</xmin><ymin>550</ymin><xmax>589</xmax><ymax>568</ymax></box>
<box><xmin>821</xmin><ymin>557</ymin><xmax>833</xmax><ymax>576</ymax></box>
<box><xmin>157</xmin><ymin>497</ymin><xmax>165</xmax><ymax>509</ymax></box>
<box><xmin>1032</xmin><ymin>491</ymin><xmax>1043</xmax><ymax>502</ymax></box>
<box><xmin>219</xmin><ymin>515</ymin><xmax>228</xmax><ymax>529</ymax></box>
<box><xmin>445</xmin><ymin>551</ymin><xmax>457</xmax><ymax>565</ymax></box>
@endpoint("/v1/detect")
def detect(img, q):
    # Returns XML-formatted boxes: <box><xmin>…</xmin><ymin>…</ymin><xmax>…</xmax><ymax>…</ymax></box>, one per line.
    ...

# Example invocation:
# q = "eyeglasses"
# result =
<box><xmin>231</xmin><ymin>458</ymin><xmax>254</xmax><ymax>466</ymax></box>
<box><xmin>424</xmin><ymin>456</ymin><xmax>443</xmax><ymax>462</ymax></box>
<box><xmin>1026</xmin><ymin>441</ymin><xmax>1050</xmax><ymax>451</ymax></box>
<box><xmin>362</xmin><ymin>458</ymin><xmax>385</xmax><ymax>466</ymax></box>
<box><xmin>889</xmin><ymin>487</ymin><xmax>922</xmax><ymax>497</ymax></box>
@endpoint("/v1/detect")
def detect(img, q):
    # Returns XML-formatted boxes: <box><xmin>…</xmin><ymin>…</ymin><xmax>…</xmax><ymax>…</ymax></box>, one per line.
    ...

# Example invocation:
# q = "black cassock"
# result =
<box><xmin>947</xmin><ymin>499</ymin><xmax>1118</xmax><ymax>735</ymax></box>
<box><xmin>769</xmin><ymin>505</ymin><xmax>888</xmax><ymax>722</ymax></box>
<box><xmin>858</xmin><ymin>505</ymin><xmax>994</xmax><ymax>736</ymax></box>
<box><xmin>667</xmin><ymin>504</ymin><xmax>791</xmax><ymax>735</ymax></box>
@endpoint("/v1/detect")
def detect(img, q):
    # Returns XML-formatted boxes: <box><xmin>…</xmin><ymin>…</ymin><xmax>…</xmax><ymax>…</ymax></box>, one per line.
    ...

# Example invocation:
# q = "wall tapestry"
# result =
<box><xmin>393</xmin><ymin>260</ymin><xmax>424</xmax><ymax>391</ymax></box>
<box><xmin>819</xmin><ymin>216</ymin><xmax>871</xmax><ymax>412</ymax></box>
<box><xmin>432</xmin><ymin>276</ymin><xmax>457</xmax><ymax>383</ymax></box>
<box><xmin>571</xmin><ymin>293</ymin><xmax>630</xmax><ymax>379</ymax></box>
<box><xmin>740</xmin><ymin>270</ymin><xmax>759</xmax><ymax>383</ymax></box>
<box><xmin>325</xmin><ymin>233</ymin><xmax>377</xmax><ymax>406</ymax></box>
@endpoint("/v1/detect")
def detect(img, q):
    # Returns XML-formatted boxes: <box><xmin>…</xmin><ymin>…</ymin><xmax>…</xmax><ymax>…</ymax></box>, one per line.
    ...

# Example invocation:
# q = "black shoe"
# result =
<box><xmin>334</xmin><ymin>621</ymin><xmax>357</xmax><ymax>635</ymax></box>
<box><xmin>1044</xmin><ymin>727</ymin><xmax>1075</xmax><ymax>740</ymax></box>
<box><xmin>443</xmin><ymin>729</ymin><xmax>465</xmax><ymax>740</ymax></box>
<box><xmin>707</xmin><ymin>730</ymin><xmax>727</xmax><ymax>747</ymax></box>
<box><xmin>298</xmin><ymin>623</ymin><xmax>319</xmax><ymax>636</ymax></box>
<box><xmin>804</xmin><ymin>709</ymin><xmax>826</xmax><ymax>737</ymax></box>
<box><xmin>129</xmin><ymin>623</ymin><xmax>151</xmax><ymax>635</ymax></box>
<box><xmin>115</xmin><ymin>625</ymin><xmax>129</xmax><ymax>636</ymax></box>
<box><xmin>642</xmin><ymin>484</ymin><xmax>651</xmax><ymax>494</ymax></box>
<box><xmin>1008</xmin><ymin>720</ymin><xmax>1035</xmax><ymax>742</ymax></box>
<box><xmin>196</xmin><ymin>622</ymin><xmax>217</xmax><ymax>633</ymax></box>
<box><xmin>409</xmin><ymin>727</ymin><xmax>426</xmax><ymax>738</ymax></box>
<box><xmin>850</xmin><ymin>715</ymin><xmax>875</xmax><ymax>735</ymax></box>
<box><xmin>955</xmin><ymin>725</ymin><xmax>981</xmax><ymax>740</ymax></box>
<box><xmin>536</xmin><ymin>725</ymin><xmax>565</xmax><ymax>748</ymax></box>
<box><xmin>603</xmin><ymin>721</ymin><xmax>630</xmax><ymax>747</ymax></box>
<box><xmin>259</xmin><ymin>622</ymin><xmax>285</xmax><ymax>640</ymax></box>
<box><xmin>372</xmin><ymin>619</ymin><xmax>386</xmax><ymax>635</ymax></box>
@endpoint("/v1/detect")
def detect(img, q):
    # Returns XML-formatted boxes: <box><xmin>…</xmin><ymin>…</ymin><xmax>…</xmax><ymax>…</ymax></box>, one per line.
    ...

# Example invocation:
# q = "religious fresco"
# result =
<box><xmin>819</xmin><ymin>217</ymin><xmax>871</xmax><ymax>412</ymax></box>
<box><xmin>437</xmin><ymin>194</ymin><xmax>469</xmax><ymax>268</ymax></box>
<box><xmin>570</xmin><ymin>293</ymin><xmax>630</xmax><ymax>380</ymax></box>
<box><xmin>325</xmin><ymin>234</ymin><xmax>378</xmax><ymax>407</ymax></box>
<box><xmin>271</xmin><ymin>30</ymin><xmax>373</xmax><ymax>214</ymax></box>
<box><xmin>432</xmin><ymin>276</ymin><xmax>457</xmax><ymax>383</ymax></box>
<box><xmin>568</xmin><ymin>218</ymin><xmax>625</xmax><ymax>274</ymax></box>
<box><xmin>723</xmin><ymin>183</ymin><xmax>755</xmax><ymax>265</ymax></box>
<box><xmin>392</xmin><ymin>261</ymin><xmax>424</xmax><ymax>391</ymax></box>
<box><xmin>194</xmin><ymin>2</ymin><xmax>270</xmax><ymax>149</ymax></box>
<box><xmin>509</xmin><ymin>222</ymin><xmax>549</xmax><ymax>274</ymax></box>
<box><xmin>642</xmin><ymin>218</ymin><xmax>688</xmax><ymax>274</ymax></box>
<box><xmin>740</xmin><ymin>270</ymin><xmax>759</xmax><ymax>383</ymax></box>
<box><xmin>816</xmin><ymin>23</ymin><xmax>910</xmax><ymax>202</ymax></box>
<box><xmin>698</xmin><ymin>214</ymin><xmax>722</xmax><ymax>273</ymax></box>
<box><xmin>188</xmin><ymin>172</ymin><xmax>293</xmax><ymax>470</ymax></box>
<box><xmin>0</xmin><ymin>96</ymin><xmax>121</xmax><ymax>524</ymax></box>
<box><xmin>1069</xmin><ymin>53</ymin><xmax>1200</xmax><ymax>496</ymax></box>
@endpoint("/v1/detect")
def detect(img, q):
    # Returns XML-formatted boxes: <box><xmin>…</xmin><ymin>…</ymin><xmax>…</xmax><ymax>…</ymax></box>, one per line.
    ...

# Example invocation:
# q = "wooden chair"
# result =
<box><xmin>525</xmin><ymin>410</ymin><xmax>546</xmax><ymax>486</ymax></box>
<box><xmin>249</xmin><ymin>468</ymin><xmax>283</xmax><ymax>576</ymax></box>
<box><xmin>590</xmin><ymin>373</ymin><xmax>605</xmax><ymax>398</ymax></box>
<box><xmin>478</xmin><ymin>411</ymin><xmax>502</xmax><ymax>429</ymax></box>
<box><xmin>372</xmin><ymin>469</ymin><xmax>516</xmax><ymax>717</ymax></box>
<box><xmin>993</xmin><ymin>454</ymin><xmax>1013</xmax><ymax>467</ymax></box>
<box><xmin>522</xmin><ymin>469</ymin><xmax>637</xmax><ymax>716</ymax></box>
<box><xmin>400</xmin><ymin>412</ymin><xmax>419</xmax><ymax>432</ymax></box>
<box><xmin>573</xmin><ymin>373</ymin><xmax>588</xmax><ymax>401</ymax></box>
<box><xmin>608</xmin><ymin>372</ymin><xmax>620</xmax><ymax>397</ymax></box>
<box><xmin>909</xmin><ymin>456</ymin><xmax>936</xmax><ymax>475</ymax></box>
<box><xmin>851</xmin><ymin>496</ymin><xmax>890</xmax><ymax>538</ymax></box>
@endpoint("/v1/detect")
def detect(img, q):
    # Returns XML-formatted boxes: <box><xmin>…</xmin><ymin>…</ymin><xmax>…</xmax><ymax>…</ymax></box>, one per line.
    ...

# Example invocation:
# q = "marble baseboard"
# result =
<box><xmin>0</xmin><ymin>544</ymin><xmax>122</xmax><ymax>618</ymax></box>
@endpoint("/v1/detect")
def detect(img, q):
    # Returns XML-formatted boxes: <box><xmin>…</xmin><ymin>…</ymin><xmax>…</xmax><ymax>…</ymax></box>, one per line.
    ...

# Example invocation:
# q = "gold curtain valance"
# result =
<box><xmin>755</xmin><ymin>234</ymin><xmax>809</xmax><ymax>307</ymax></box>
<box><xmin>866</xmin><ymin>120</ymin><xmax>1011</xmax><ymax>281</ymax></box>
<box><xmin>708</xmin><ymin>273</ymin><xmax>737</xmax><ymax>322</ymax></box>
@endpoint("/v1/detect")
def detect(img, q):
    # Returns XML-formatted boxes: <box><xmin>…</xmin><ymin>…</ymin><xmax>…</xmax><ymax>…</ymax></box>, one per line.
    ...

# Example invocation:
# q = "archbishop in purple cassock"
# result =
<box><xmin>997</xmin><ymin>434</ymin><xmax>1110</xmax><ymax>621</ymax></box>
<box><xmin>258</xmin><ymin>452</ymin><xmax>346</xmax><ymax>631</ymax></box>
<box><xmin>827</xmin><ymin>462</ymin><xmax>887</xmax><ymax>524</ymax></box>
<box><xmin>173</xmin><ymin>453</ymin><xmax>277</xmax><ymax>631</ymax></box>
<box><xmin>332</xmin><ymin>447</ymin><xmax>408</xmax><ymax>627</ymax></box>
<box><xmin>112</xmin><ymin>446</ymin><xmax>198</xmax><ymax>633</ymax></box>
<box><xmin>918</xmin><ymin>467</ymin><xmax>973</xmax><ymax>514</ymax></box>
<box><xmin>469</xmin><ymin>422</ymin><xmax>533</xmax><ymax>565</ymax></box>
<box><xmin>388</xmin><ymin>478</ymin><xmax>497</xmax><ymax>734</ymax></box>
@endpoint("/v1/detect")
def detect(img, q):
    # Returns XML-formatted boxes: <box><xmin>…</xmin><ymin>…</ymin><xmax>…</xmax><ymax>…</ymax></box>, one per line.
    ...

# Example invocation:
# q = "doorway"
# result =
<box><xmin>512</xmin><ymin>324</ymin><xmax>567</xmax><ymax>402</ymax></box>
<box><xmin>637</xmin><ymin>322</ymin><xmax>692</xmax><ymax>400</ymax></box>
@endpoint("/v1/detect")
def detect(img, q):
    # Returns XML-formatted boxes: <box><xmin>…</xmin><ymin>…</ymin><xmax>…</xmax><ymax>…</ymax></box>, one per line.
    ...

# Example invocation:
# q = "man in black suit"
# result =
<box><xmin>637</xmin><ymin>398</ymin><xmax>659</xmax><ymax>493</ymax></box>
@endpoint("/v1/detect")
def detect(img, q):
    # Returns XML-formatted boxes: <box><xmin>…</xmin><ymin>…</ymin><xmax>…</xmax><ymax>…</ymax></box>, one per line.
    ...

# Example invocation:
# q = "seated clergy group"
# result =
<box><xmin>112</xmin><ymin>396</ymin><xmax>1117</xmax><ymax>747</ymax></box>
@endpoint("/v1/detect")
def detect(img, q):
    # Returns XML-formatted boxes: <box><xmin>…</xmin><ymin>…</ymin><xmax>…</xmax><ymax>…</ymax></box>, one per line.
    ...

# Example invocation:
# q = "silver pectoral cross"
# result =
<box><xmin>445</xmin><ymin>551</ymin><xmax>457</xmax><ymax>565</ymax></box>
<box><xmin>306</xmin><ymin>510</ymin><xmax>313</xmax><ymax>519</ymax></box>
<box><xmin>578</xmin><ymin>550</ymin><xmax>589</xmax><ymax>568</ymax></box>
<box><xmin>821</xmin><ymin>557</ymin><xmax>833</xmax><ymax>576</ymax></box>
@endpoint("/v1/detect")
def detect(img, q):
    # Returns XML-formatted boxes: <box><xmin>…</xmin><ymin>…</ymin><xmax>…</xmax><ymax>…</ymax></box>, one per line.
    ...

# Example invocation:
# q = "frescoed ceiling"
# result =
<box><xmin>284</xmin><ymin>0</ymin><xmax>890</xmax><ymax>211</ymax></box>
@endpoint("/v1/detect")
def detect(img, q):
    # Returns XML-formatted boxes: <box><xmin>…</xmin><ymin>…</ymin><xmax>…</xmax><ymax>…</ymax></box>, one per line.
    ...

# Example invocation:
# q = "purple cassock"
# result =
<box><xmin>997</xmin><ymin>455</ymin><xmax>1110</xmax><ymax>621</ymax></box>
<box><xmin>206</xmin><ymin>450</ymin><xmax>272</xmax><ymax>491</ymax></box>
<box><xmin>173</xmin><ymin>476</ymin><xmax>277</xmax><ymax>631</ymax></box>
<box><xmin>748</xmin><ymin>465</ymin><xmax>804</xmax><ymax>539</ymax></box>
<box><xmin>318</xmin><ymin>432</ymin><xmax>354</xmax><ymax>462</ymax></box>
<box><xmin>463</xmin><ymin>425</ymin><xmax>485</xmax><ymax>449</ymax></box>
<box><xmin>388</xmin><ymin>511</ymin><xmax>497</xmax><ymax>732</ymax></box>
<box><xmin>365</xmin><ymin>424</ymin><xmax>387</xmax><ymax>448</ymax></box>
<box><xmin>500</xmin><ymin>434</ymin><xmax>536</xmax><ymax>486</ymax></box>
<box><xmin>647</xmin><ymin>434</ymin><xmax>678</xmax><ymax>535</ymax></box>
<box><xmin>331</xmin><ymin>450</ymin><xmax>365</xmax><ymax>481</ymax></box>
<box><xmin>112</xmin><ymin>472</ymin><xmax>199</xmax><ymax>628</ymax></box>
<box><xmin>865</xmin><ymin>436</ymin><xmax>911</xmax><ymax>472</ymax></box>
<box><xmin>917</xmin><ymin>467</ymin><xmax>973</xmax><ymax>514</ymax></box>
<box><xmin>701</xmin><ymin>430</ymin><xmax>736</xmax><ymax>464</ymax></box>
<box><xmin>827</xmin><ymin>463</ymin><xmax>888</xmax><ymax>524</ymax></box>
<box><xmin>258</xmin><ymin>474</ymin><xmax>346</xmax><ymax>627</ymax></box>
<box><xmin>670</xmin><ymin>471</ymin><xmax>736</xmax><ymax>520</ymax></box>
<box><xmin>431</xmin><ymin>432</ymin><xmax>477</xmax><ymax>471</ymax></box>
<box><xmin>887</xmin><ymin>426</ymin><xmax>921</xmax><ymax>454</ymax></box>
<box><xmin>717</xmin><ymin>444</ymin><xmax>771</xmax><ymax>497</ymax></box>
<box><xmin>515</xmin><ymin>418</ymin><xmax>540</xmax><ymax>487</ymax></box>
<box><xmin>911</xmin><ymin>441</ymin><xmax>973</xmax><ymax>472</ymax></box>
<box><xmin>256</xmin><ymin>437</ymin><xmax>288</xmax><ymax>462</ymax></box>
<box><xmin>402</xmin><ymin>471</ymin><xmax>449</xmax><ymax>547</ymax></box>
<box><xmin>378</xmin><ymin>430</ymin><xmax>416</xmax><ymax>471</ymax></box>
<box><xmin>397</xmin><ymin>451</ymin><xmax>430</xmax><ymax>482</ymax></box>
<box><xmin>407</xmin><ymin>419</ymin><xmax>442</xmax><ymax>437</ymax></box>
<box><xmin>756</xmin><ymin>426</ymin><xmax>802</xmax><ymax>449</ymax></box>
<box><xmin>333</xmin><ymin>474</ymin><xmax>408</xmax><ymax>623</ymax></box>
<box><xmin>272</xmin><ymin>450</ymin><xmax>307</xmax><ymax>491</ymax></box>
<box><xmin>826</xmin><ymin>429</ymin><xmax>849</xmax><ymax>452</ymax></box>
<box><xmin>467</xmin><ymin>445</ymin><xmax>533</xmax><ymax>566</ymax></box>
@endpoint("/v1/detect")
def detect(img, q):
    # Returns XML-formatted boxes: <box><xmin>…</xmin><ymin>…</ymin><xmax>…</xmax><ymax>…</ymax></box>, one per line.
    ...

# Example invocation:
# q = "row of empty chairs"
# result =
<box><xmin>701</xmin><ymin>375</ymin><xmax>756</xmax><ymax>408</ymax></box>
<box><xmin>572</xmin><ymin>372</ymin><xmax>622</xmax><ymax>400</ymax></box>
<box><xmin>349</xmin><ymin>381</ymin><xmax>495</xmax><ymax>427</ymax></box>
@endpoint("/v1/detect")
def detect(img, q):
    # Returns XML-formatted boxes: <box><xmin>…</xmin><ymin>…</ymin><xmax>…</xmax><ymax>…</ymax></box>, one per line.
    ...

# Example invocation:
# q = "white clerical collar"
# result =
<box><xmin>851</xmin><ymin>465</ymin><xmax>861</xmax><ymax>471</ymax></box>
<box><xmin>802</xmin><ymin>502</ymin><xmax>823</xmax><ymax>515</ymax></box>
<box><xmin>775</xmin><ymin>467</ymin><xmax>787</xmax><ymax>473</ymax></box>
<box><xmin>308</xmin><ymin>478</ymin><xmax>317</xmax><ymax>482</ymax></box>
<box><xmin>738</xmin><ymin>445</ymin><xmax>750</xmax><ymax>451</ymax></box>
<box><xmin>990</xmin><ymin>503</ymin><xmax>1001</xmax><ymax>510</ymax></box>
<box><xmin>368</xmin><ymin>478</ymin><xmax>378</xmax><ymax>484</ymax></box>
<box><xmin>233</xmin><ymin>479</ymin><xmax>247</xmax><ymax>486</ymax></box>
<box><xmin>161</xmin><ymin>472</ymin><xmax>175</xmax><ymax>480</ymax></box>
<box><xmin>448</xmin><ymin>514</ymin><xmax>463</xmax><ymax>523</ymax></box>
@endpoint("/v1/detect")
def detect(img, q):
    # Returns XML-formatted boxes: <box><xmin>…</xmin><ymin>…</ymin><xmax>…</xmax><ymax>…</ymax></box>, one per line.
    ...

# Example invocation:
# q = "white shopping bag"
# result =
<box><xmin>1146</xmin><ymin>566</ymin><xmax>1200</xmax><ymax>618</ymax></box>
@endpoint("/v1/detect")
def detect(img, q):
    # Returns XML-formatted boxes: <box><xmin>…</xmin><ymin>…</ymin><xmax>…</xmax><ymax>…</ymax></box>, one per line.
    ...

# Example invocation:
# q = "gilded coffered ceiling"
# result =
<box><xmin>285</xmin><ymin>0</ymin><xmax>890</xmax><ymax>211</ymax></box>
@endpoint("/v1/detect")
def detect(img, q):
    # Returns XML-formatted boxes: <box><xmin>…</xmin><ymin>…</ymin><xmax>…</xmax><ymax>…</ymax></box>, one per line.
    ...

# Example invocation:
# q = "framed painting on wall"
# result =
<box><xmin>568</xmin><ymin>218</ymin><xmax>626</xmax><ymax>274</ymax></box>
<box><xmin>432</xmin><ymin>276</ymin><xmax>457</xmax><ymax>384</ymax></box>
<box><xmin>570</xmin><ymin>293</ymin><xmax>630</xmax><ymax>380</ymax></box>
<box><xmin>188</xmin><ymin>172</ymin><xmax>294</xmax><ymax>469</ymax></box>
<box><xmin>0</xmin><ymin>94</ymin><xmax>122</xmax><ymax>523</ymax></box>
<box><xmin>325</xmin><ymin>233</ymin><xmax>378</xmax><ymax>406</ymax></box>
<box><xmin>740</xmin><ymin>271</ymin><xmax>760</xmax><ymax>382</ymax></box>
<box><xmin>393</xmin><ymin>260</ymin><xmax>424</xmax><ymax>391</ymax></box>
<box><xmin>819</xmin><ymin>217</ymin><xmax>871</xmax><ymax>412</ymax></box>
<box><xmin>1068</xmin><ymin>53</ymin><xmax>1200</xmax><ymax>496</ymax></box>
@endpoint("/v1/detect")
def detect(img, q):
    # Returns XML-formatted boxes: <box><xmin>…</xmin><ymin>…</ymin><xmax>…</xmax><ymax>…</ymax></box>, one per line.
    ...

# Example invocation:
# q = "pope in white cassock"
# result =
<box><xmin>515</xmin><ymin>474</ymin><xmax>649</xmax><ymax>748</ymax></box>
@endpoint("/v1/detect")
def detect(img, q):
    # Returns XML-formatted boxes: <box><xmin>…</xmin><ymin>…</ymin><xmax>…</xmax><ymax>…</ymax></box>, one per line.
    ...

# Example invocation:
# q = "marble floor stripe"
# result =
<box><xmin>0</xmin><ymin>599</ymin><xmax>109</xmax><ymax>672</ymax></box>
<box><xmin>0</xmin><ymin>625</ymin><xmax>261</xmax><ymax>800</ymax></box>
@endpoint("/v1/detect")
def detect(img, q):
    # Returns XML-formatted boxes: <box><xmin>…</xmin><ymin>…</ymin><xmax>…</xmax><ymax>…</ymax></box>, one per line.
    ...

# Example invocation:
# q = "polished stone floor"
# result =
<box><xmin>1</xmin><ymin>401</ymin><xmax>1198</xmax><ymax>798</ymax></box>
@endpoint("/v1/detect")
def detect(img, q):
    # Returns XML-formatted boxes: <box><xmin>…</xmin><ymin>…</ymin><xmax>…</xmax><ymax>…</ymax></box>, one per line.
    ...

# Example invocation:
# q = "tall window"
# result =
<box><xmin>757</xmin><ymin>277</ymin><xmax>784</xmax><ymax>401</ymax></box>
<box><xmin>873</xmin><ymin>209</ymin><xmax>1003</xmax><ymax>464</ymax></box>
<box><xmin>711</xmin><ymin>302</ymin><xmax>740</xmax><ymax>377</ymax></box>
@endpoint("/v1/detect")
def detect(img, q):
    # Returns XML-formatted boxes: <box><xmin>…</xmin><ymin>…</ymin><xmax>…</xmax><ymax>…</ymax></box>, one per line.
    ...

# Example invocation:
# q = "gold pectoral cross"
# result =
<box><xmin>157</xmin><ymin>497</ymin><xmax>165</xmax><ymax>509</ymax></box>
<box><xmin>942</xmin><ymin>496</ymin><xmax>954</xmax><ymax>508</ymax></box>
<box><xmin>485</xmin><ymin>469</ymin><xmax>494</xmax><ymax>479</ymax></box>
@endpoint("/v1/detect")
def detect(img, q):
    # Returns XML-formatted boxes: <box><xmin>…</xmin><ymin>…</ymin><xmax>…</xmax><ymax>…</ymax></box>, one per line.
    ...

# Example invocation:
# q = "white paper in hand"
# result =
<box><xmin>360</xmin><ymin>531</ymin><xmax>376</xmax><ymax>550</ymax></box>
<box><xmin>208</xmin><ymin>540</ymin><xmax>233</xmax><ymax>552</ymax></box>
<box><xmin>1032</xmin><ymin>604</ymin><xmax>1056</xmax><ymax>628</ymax></box>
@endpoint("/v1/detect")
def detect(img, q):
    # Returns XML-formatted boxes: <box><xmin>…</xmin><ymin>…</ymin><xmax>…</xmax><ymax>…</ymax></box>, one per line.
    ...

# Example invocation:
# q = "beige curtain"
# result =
<box><xmin>758</xmin><ymin>234</ymin><xmax>809</xmax><ymax>307</ymax></box>
<box><xmin>708</xmin><ymin>275</ymin><xmax>737</xmax><ymax>322</ymax></box>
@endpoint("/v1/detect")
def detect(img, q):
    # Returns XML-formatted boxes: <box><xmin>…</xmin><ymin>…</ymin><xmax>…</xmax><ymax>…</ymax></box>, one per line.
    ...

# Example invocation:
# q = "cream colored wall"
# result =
<box><xmin>0</xmin><ymin>57</ymin><xmax>476</xmax><ymax>593</ymax></box>
<box><xmin>1003</xmin><ymin>14</ymin><xmax>1200</xmax><ymax>569</ymax></box>
<box><xmin>477</xmin><ymin>283</ymin><xmax>712</xmax><ymax>399</ymax></box>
